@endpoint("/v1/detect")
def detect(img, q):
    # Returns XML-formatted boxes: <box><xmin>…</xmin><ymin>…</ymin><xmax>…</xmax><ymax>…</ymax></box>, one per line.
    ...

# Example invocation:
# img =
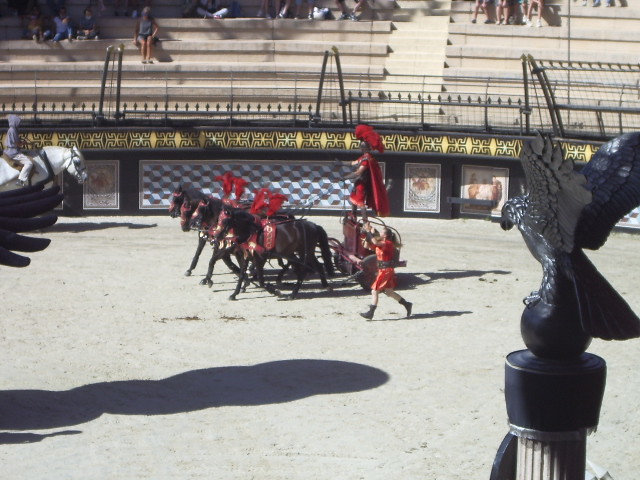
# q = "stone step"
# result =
<box><xmin>0</xmin><ymin>0</ymin><xmax>449</xmax><ymax>21</ymax></box>
<box><xmin>450</xmin><ymin>0</ymin><xmax>637</xmax><ymax>26</ymax></box>
<box><xmin>0</xmin><ymin>16</ymin><xmax>393</xmax><ymax>41</ymax></box>
<box><xmin>445</xmin><ymin>44</ymin><xmax>639</xmax><ymax>70</ymax></box>
<box><xmin>447</xmin><ymin>24</ymin><xmax>640</xmax><ymax>54</ymax></box>
<box><xmin>0</xmin><ymin>38</ymin><xmax>390</xmax><ymax>64</ymax></box>
<box><xmin>0</xmin><ymin>61</ymin><xmax>386</xmax><ymax>76</ymax></box>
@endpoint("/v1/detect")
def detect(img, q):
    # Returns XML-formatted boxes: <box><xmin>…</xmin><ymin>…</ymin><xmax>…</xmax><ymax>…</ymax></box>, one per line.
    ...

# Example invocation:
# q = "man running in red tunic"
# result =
<box><xmin>346</xmin><ymin>125</ymin><xmax>390</xmax><ymax>221</ymax></box>
<box><xmin>359</xmin><ymin>222</ymin><xmax>412</xmax><ymax>320</ymax></box>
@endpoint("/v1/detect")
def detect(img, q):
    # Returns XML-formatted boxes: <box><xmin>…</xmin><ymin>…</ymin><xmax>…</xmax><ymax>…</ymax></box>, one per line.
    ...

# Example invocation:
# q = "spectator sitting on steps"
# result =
<box><xmin>472</xmin><ymin>0</ymin><xmax>495</xmax><ymax>24</ymax></box>
<box><xmin>293</xmin><ymin>0</ymin><xmax>316</xmax><ymax>20</ymax></box>
<box><xmin>183</xmin><ymin>0</ymin><xmax>214</xmax><ymax>17</ymax></box>
<box><xmin>52</xmin><ymin>6</ymin><xmax>73</xmax><ymax>42</ymax></box>
<box><xmin>514</xmin><ymin>0</ymin><xmax>528</xmax><ymax>24</ymax></box>
<box><xmin>256</xmin><ymin>0</ymin><xmax>272</xmax><ymax>18</ymax></box>
<box><xmin>524</xmin><ymin>0</ymin><xmax>543</xmax><ymax>27</ymax></box>
<box><xmin>496</xmin><ymin>0</ymin><xmax>513</xmax><ymax>24</ymax></box>
<box><xmin>276</xmin><ymin>0</ymin><xmax>293</xmax><ymax>18</ymax></box>
<box><xmin>24</xmin><ymin>5</ymin><xmax>44</xmax><ymax>42</ymax></box>
<box><xmin>46</xmin><ymin>0</ymin><xmax>65</xmax><ymax>16</ymax></box>
<box><xmin>133</xmin><ymin>6</ymin><xmax>159</xmax><ymax>64</ymax></box>
<box><xmin>76</xmin><ymin>7</ymin><xmax>99</xmax><ymax>40</ymax></box>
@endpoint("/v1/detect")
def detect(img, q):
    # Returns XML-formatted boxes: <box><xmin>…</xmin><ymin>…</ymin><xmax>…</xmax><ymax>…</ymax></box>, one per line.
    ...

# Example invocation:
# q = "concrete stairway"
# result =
<box><xmin>445</xmin><ymin>0</ymin><xmax>639</xmax><ymax>82</ymax></box>
<box><xmin>0</xmin><ymin>0</ymin><xmax>456</xmax><ymax>117</ymax></box>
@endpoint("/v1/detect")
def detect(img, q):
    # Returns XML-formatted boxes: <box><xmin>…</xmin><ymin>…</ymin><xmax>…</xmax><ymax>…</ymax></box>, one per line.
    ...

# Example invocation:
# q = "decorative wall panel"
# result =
<box><xmin>404</xmin><ymin>163</ymin><xmax>441</xmax><ymax>213</ymax></box>
<box><xmin>140</xmin><ymin>159</ymin><xmax>385</xmax><ymax>210</ymax></box>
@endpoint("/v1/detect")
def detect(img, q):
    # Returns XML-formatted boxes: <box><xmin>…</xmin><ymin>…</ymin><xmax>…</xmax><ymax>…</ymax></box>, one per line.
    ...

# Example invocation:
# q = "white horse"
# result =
<box><xmin>0</xmin><ymin>146</ymin><xmax>88</xmax><ymax>191</ymax></box>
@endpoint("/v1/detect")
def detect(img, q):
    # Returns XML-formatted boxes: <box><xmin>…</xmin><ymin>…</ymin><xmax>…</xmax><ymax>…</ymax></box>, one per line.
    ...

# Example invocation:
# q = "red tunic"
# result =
<box><xmin>370</xmin><ymin>239</ymin><xmax>397</xmax><ymax>291</ymax></box>
<box><xmin>348</xmin><ymin>153</ymin><xmax>390</xmax><ymax>217</ymax></box>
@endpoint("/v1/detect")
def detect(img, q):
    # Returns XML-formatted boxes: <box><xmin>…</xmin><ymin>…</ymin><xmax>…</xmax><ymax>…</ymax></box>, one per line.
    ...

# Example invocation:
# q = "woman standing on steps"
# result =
<box><xmin>133</xmin><ymin>6</ymin><xmax>159</xmax><ymax>64</ymax></box>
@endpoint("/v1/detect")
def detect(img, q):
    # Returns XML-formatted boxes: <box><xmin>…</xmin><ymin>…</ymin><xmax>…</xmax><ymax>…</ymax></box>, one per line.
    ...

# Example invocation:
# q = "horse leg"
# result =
<box><xmin>241</xmin><ymin>256</ymin><xmax>252</xmax><ymax>293</ymax></box>
<box><xmin>200</xmin><ymin>247</ymin><xmax>219</xmax><ymax>287</ymax></box>
<box><xmin>222</xmin><ymin>251</ymin><xmax>240</xmax><ymax>275</ymax></box>
<box><xmin>275</xmin><ymin>257</ymin><xmax>291</xmax><ymax>286</ymax></box>
<box><xmin>306</xmin><ymin>236</ymin><xmax>331</xmax><ymax>290</ymax></box>
<box><xmin>258</xmin><ymin>256</ymin><xmax>281</xmax><ymax>296</ymax></box>
<box><xmin>185</xmin><ymin>236</ymin><xmax>206</xmax><ymax>276</ymax></box>
<box><xmin>285</xmin><ymin>262</ymin><xmax>306</xmax><ymax>300</ymax></box>
<box><xmin>229</xmin><ymin>255</ymin><xmax>248</xmax><ymax>301</ymax></box>
<box><xmin>310</xmin><ymin>254</ymin><xmax>331</xmax><ymax>290</ymax></box>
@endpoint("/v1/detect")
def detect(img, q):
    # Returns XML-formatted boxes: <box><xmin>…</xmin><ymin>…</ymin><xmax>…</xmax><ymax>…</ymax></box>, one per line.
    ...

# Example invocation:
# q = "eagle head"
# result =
<box><xmin>501</xmin><ymin>195</ymin><xmax>528</xmax><ymax>231</ymax></box>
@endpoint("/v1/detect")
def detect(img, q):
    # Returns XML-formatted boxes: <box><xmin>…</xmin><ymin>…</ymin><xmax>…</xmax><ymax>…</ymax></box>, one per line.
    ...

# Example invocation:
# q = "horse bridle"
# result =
<box><xmin>65</xmin><ymin>149</ymin><xmax>87</xmax><ymax>182</ymax></box>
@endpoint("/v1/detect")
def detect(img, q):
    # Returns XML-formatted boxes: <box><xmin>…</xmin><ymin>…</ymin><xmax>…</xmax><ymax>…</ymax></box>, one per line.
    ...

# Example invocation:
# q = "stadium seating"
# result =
<box><xmin>446</xmin><ymin>0</ymin><xmax>639</xmax><ymax>83</ymax></box>
<box><xmin>0</xmin><ymin>0</ymin><xmax>635</xmax><ymax>117</ymax></box>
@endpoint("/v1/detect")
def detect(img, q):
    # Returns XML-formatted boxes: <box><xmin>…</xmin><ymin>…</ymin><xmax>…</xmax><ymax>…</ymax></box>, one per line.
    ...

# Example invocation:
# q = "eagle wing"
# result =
<box><xmin>0</xmin><ymin>185</ymin><xmax>63</xmax><ymax>267</ymax></box>
<box><xmin>575</xmin><ymin>132</ymin><xmax>640</xmax><ymax>250</ymax></box>
<box><xmin>521</xmin><ymin>134</ymin><xmax>592</xmax><ymax>253</ymax></box>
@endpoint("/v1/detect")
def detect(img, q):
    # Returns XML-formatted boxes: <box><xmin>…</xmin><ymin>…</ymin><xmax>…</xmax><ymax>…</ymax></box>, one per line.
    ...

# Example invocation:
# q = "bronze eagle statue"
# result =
<box><xmin>501</xmin><ymin>132</ymin><xmax>640</xmax><ymax>358</ymax></box>
<box><xmin>0</xmin><ymin>184</ymin><xmax>63</xmax><ymax>267</ymax></box>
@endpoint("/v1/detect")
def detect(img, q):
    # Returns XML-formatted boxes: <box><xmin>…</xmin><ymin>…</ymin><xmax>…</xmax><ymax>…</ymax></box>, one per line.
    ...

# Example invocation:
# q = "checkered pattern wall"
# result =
<box><xmin>619</xmin><ymin>206</ymin><xmax>640</xmax><ymax>230</ymax></box>
<box><xmin>140</xmin><ymin>160</ymin><xmax>384</xmax><ymax>210</ymax></box>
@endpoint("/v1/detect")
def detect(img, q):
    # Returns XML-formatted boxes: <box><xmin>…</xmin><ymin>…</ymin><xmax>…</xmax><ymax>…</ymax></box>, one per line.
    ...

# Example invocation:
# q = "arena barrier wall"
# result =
<box><xmin>8</xmin><ymin>127</ymin><xmax>621</xmax><ymax>224</ymax></box>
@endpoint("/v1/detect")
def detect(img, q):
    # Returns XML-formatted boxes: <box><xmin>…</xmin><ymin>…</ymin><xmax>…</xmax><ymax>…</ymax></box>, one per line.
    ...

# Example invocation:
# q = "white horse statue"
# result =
<box><xmin>0</xmin><ymin>145</ymin><xmax>88</xmax><ymax>191</ymax></box>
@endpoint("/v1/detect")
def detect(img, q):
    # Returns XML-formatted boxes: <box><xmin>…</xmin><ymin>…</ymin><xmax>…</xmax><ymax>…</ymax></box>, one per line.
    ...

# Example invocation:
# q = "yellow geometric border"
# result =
<box><xmin>8</xmin><ymin>130</ymin><xmax>601</xmax><ymax>163</ymax></box>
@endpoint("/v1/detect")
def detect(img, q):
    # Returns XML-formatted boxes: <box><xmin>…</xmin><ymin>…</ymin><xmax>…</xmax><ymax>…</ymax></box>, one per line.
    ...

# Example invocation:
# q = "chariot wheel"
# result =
<box><xmin>328</xmin><ymin>238</ymin><xmax>352</xmax><ymax>275</ymax></box>
<box><xmin>357</xmin><ymin>254</ymin><xmax>378</xmax><ymax>291</ymax></box>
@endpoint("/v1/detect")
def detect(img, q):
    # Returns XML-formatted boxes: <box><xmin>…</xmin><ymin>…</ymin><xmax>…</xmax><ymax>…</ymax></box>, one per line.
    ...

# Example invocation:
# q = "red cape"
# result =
<box><xmin>368</xmin><ymin>154</ymin><xmax>390</xmax><ymax>216</ymax></box>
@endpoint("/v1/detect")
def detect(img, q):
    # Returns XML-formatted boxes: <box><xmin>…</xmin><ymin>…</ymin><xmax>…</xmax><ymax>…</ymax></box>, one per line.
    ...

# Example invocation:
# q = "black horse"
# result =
<box><xmin>169</xmin><ymin>185</ymin><xmax>237</xmax><ymax>278</ymax></box>
<box><xmin>215</xmin><ymin>208</ymin><xmax>334</xmax><ymax>300</ymax></box>
<box><xmin>188</xmin><ymin>196</ymin><xmax>243</xmax><ymax>286</ymax></box>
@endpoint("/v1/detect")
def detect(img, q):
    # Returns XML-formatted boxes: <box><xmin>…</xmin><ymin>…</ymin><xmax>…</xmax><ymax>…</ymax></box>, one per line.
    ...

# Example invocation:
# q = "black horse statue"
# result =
<box><xmin>214</xmin><ymin>207</ymin><xmax>334</xmax><ymax>300</ymax></box>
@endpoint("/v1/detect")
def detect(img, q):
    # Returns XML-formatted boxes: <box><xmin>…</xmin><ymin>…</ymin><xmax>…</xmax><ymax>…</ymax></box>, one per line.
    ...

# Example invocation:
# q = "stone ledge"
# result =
<box><xmin>0</xmin><ymin>61</ymin><xmax>386</xmax><ymax>76</ymax></box>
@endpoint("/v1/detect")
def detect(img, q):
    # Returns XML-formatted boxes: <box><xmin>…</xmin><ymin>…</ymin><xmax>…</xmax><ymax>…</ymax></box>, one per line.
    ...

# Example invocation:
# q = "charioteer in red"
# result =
<box><xmin>345</xmin><ymin>124</ymin><xmax>390</xmax><ymax>221</ymax></box>
<box><xmin>359</xmin><ymin>222</ymin><xmax>412</xmax><ymax>320</ymax></box>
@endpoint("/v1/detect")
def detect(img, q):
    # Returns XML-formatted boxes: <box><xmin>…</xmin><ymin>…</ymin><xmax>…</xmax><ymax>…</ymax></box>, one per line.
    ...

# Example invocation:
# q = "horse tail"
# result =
<box><xmin>316</xmin><ymin>224</ymin><xmax>335</xmax><ymax>277</ymax></box>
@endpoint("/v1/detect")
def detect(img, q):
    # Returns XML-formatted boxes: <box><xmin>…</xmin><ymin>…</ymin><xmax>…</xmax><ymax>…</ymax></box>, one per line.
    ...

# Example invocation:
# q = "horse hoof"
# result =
<box><xmin>228</xmin><ymin>295</ymin><xmax>237</xmax><ymax>301</ymax></box>
<box><xmin>199</xmin><ymin>278</ymin><xmax>208</xmax><ymax>285</ymax></box>
<box><xmin>184</xmin><ymin>270</ymin><xmax>192</xmax><ymax>277</ymax></box>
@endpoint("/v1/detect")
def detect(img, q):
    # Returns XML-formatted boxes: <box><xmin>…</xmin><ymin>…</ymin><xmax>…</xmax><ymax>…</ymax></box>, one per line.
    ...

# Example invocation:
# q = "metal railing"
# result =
<box><xmin>2</xmin><ymin>47</ymin><xmax>638</xmax><ymax>140</ymax></box>
<box><xmin>524</xmin><ymin>55</ymin><xmax>640</xmax><ymax>139</ymax></box>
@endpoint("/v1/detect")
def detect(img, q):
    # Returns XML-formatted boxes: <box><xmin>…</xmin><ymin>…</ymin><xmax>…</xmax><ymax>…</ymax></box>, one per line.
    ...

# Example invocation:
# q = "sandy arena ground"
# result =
<box><xmin>1</xmin><ymin>214</ymin><xmax>639</xmax><ymax>479</ymax></box>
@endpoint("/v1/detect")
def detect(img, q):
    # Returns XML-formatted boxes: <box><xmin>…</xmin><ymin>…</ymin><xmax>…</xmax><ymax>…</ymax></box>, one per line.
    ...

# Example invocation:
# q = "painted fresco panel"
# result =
<box><xmin>460</xmin><ymin>165</ymin><xmax>509</xmax><ymax>217</ymax></box>
<box><xmin>83</xmin><ymin>160</ymin><xmax>119</xmax><ymax>210</ymax></box>
<box><xmin>404</xmin><ymin>163</ymin><xmax>441</xmax><ymax>213</ymax></box>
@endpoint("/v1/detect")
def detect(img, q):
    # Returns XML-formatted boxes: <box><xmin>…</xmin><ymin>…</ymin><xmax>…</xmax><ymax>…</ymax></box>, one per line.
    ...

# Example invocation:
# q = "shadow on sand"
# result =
<box><xmin>367</xmin><ymin>310</ymin><xmax>473</xmax><ymax>322</ymax></box>
<box><xmin>0</xmin><ymin>360</ymin><xmax>388</xmax><ymax>440</ymax></box>
<box><xmin>398</xmin><ymin>269</ymin><xmax>511</xmax><ymax>289</ymax></box>
<box><xmin>0</xmin><ymin>430</ymin><xmax>82</xmax><ymax>444</ymax></box>
<box><xmin>43</xmin><ymin>222</ymin><xmax>158</xmax><ymax>233</ymax></box>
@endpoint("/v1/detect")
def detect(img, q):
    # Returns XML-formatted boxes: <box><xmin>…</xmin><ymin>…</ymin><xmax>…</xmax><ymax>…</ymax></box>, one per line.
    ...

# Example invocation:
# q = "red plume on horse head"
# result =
<box><xmin>233</xmin><ymin>177</ymin><xmax>248</xmax><ymax>200</ymax></box>
<box><xmin>215</xmin><ymin>172</ymin><xmax>235</xmax><ymax>198</ymax></box>
<box><xmin>250</xmin><ymin>188</ymin><xmax>270</xmax><ymax>214</ymax></box>
<box><xmin>266</xmin><ymin>193</ymin><xmax>287</xmax><ymax>217</ymax></box>
<box><xmin>355</xmin><ymin>124</ymin><xmax>385</xmax><ymax>153</ymax></box>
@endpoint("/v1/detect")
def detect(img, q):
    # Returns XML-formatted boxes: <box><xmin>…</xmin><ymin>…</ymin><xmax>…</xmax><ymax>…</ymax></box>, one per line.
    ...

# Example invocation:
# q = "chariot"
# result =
<box><xmin>328</xmin><ymin>214</ymin><xmax>406</xmax><ymax>291</ymax></box>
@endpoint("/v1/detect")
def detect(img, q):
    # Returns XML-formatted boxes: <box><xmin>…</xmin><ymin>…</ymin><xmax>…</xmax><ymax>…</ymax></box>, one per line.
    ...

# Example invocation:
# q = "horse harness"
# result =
<box><xmin>213</xmin><ymin>211</ymin><xmax>295</xmax><ymax>256</ymax></box>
